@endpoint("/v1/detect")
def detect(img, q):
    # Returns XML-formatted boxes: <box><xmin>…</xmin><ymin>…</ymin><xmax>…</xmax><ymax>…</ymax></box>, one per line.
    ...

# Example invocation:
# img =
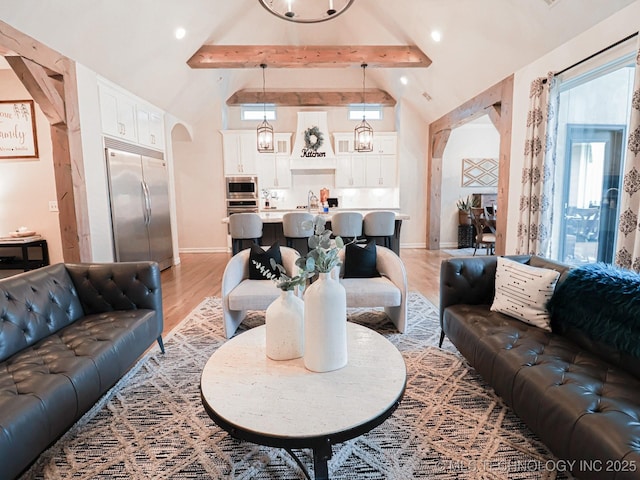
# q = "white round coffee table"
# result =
<box><xmin>200</xmin><ymin>322</ymin><xmax>406</xmax><ymax>480</ymax></box>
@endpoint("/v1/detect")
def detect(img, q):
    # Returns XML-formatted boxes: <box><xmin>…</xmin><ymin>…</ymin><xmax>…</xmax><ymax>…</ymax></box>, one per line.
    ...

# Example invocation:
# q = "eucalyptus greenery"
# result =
<box><xmin>295</xmin><ymin>216</ymin><xmax>350</xmax><ymax>274</ymax></box>
<box><xmin>251</xmin><ymin>258</ymin><xmax>312</xmax><ymax>291</ymax></box>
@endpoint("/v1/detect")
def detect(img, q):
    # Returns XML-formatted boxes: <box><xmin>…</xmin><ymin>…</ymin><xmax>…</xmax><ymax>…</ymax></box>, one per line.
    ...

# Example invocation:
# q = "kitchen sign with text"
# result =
<box><xmin>0</xmin><ymin>100</ymin><xmax>38</xmax><ymax>159</ymax></box>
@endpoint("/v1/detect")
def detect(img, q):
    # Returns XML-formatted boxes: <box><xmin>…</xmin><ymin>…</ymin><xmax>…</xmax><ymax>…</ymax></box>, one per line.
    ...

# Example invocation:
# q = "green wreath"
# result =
<box><xmin>304</xmin><ymin>126</ymin><xmax>324</xmax><ymax>151</ymax></box>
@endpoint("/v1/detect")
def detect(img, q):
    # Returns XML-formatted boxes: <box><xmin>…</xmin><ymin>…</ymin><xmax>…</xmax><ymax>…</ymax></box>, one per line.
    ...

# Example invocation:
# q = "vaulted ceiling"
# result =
<box><xmin>0</xmin><ymin>0</ymin><xmax>635</xmax><ymax>126</ymax></box>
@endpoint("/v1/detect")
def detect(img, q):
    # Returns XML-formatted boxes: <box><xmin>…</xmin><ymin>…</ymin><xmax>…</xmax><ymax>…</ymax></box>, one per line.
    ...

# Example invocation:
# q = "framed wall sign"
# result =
<box><xmin>0</xmin><ymin>100</ymin><xmax>39</xmax><ymax>159</ymax></box>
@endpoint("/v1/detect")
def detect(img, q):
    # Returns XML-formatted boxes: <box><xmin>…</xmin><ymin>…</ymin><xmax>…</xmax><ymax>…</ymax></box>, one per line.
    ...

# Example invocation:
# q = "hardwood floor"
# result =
<box><xmin>159</xmin><ymin>248</ymin><xmax>451</xmax><ymax>336</ymax></box>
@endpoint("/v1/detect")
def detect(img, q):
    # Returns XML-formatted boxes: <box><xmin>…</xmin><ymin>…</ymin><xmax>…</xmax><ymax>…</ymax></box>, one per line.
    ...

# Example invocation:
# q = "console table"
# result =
<box><xmin>200</xmin><ymin>323</ymin><xmax>406</xmax><ymax>479</ymax></box>
<box><xmin>0</xmin><ymin>238</ymin><xmax>50</xmax><ymax>271</ymax></box>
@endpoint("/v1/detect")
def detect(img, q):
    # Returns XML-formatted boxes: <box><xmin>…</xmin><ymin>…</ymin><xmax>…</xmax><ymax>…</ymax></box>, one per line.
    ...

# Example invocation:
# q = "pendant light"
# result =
<box><xmin>354</xmin><ymin>63</ymin><xmax>373</xmax><ymax>152</ymax></box>
<box><xmin>257</xmin><ymin>64</ymin><xmax>274</xmax><ymax>153</ymax></box>
<box><xmin>258</xmin><ymin>0</ymin><xmax>355</xmax><ymax>24</ymax></box>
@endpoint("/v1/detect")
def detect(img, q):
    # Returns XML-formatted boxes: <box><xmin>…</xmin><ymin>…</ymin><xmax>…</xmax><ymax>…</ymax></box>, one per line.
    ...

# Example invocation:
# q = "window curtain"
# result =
<box><xmin>615</xmin><ymin>40</ymin><xmax>640</xmax><ymax>272</ymax></box>
<box><xmin>516</xmin><ymin>72</ymin><xmax>558</xmax><ymax>256</ymax></box>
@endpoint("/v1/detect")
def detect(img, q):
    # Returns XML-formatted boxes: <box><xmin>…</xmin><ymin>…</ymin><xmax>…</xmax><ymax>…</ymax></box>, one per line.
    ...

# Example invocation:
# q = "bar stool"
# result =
<box><xmin>229</xmin><ymin>213</ymin><xmax>263</xmax><ymax>255</ymax></box>
<box><xmin>363</xmin><ymin>211</ymin><xmax>396</xmax><ymax>249</ymax></box>
<box><xmin>330</xmin><ymin>211</ymin><xmax>363</xmax><ymax>243</ymax></box>
<box><xmin>282</xmin><ymin>212</ymin><xmax>315</xmax><ymax>255</ymax></box>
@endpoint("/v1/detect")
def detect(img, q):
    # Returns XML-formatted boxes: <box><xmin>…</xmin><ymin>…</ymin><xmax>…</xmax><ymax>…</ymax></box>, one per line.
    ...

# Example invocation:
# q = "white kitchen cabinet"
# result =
<box><xmin>372</xmin><ymin>133</ymin><xmax>397</xmax><ymax>155</ymax></box>
<box><xmin>222</xmin><ymin>130</ymin><xmax>258</xmax><ymax>175</ymax></box>
<box><xmin>258</xmin><ymin>154</ymin><xmax>291</xmax><ymax>189</ymax></box>
<box><xmin>98</xmin><ymin>83</ymin><xmax>138</xmax><ymax>143</ymax></box>
<box><xmin>365</xmin><ymin>154</ymin><xmax>398</xmax><ymax>187</ymax></box>
<box><xmin>137</xmin><ymin>107</ymin><xmax>164</xmax><ymax>149</ymax></box>
<box><xmin>336</xmin><ymin>155</ymin><xmax>366</xmax><ymax>187</ymax></box>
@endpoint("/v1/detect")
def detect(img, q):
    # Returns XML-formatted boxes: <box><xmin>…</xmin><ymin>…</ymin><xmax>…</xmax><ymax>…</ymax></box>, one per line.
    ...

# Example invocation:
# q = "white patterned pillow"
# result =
<box><xmin>490</xmin><ymin>257</ymin><xmax>560</xmax><ymax>331</ymax></box>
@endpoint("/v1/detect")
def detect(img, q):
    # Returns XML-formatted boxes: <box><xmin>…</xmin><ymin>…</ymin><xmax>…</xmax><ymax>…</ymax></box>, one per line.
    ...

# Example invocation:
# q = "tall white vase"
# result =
<box><xmin>265</xmin><ymin>290</ymin><xmax>304</xmax><ymax>360</ymax></box>
<box><xmin>303</xmin><ymin>272</ymin><xmax>348</xmax><ymax>372</ymax></box>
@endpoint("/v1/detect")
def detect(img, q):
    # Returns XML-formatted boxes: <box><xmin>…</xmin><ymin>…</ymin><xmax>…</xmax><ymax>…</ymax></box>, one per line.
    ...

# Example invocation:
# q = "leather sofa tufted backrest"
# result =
<box><xmin>0</xmin><ymin>264</ymin><xmax>85</xmax><ymax>362</ymax></box>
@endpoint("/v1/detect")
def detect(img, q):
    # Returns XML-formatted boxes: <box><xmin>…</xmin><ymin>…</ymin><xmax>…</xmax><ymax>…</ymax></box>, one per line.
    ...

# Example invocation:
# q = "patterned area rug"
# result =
<box><xmin>21</xmin><ymin>293</ymin><xmax>570</xmax><ymax>480</ymax></box>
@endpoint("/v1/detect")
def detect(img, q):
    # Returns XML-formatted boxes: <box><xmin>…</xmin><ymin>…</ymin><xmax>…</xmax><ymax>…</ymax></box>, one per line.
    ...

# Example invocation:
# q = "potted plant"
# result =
<box><xmin>456</xmin><ymin>195</ymin><xmax>478</xmax><ymax>225</ymax></box>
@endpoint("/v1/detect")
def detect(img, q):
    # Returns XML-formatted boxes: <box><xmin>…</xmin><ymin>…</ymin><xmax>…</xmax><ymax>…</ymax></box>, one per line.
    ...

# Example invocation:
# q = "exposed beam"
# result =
<box><xmin>0</xmin><ymin>19</ymin><xmax>89</xmax><ymax>262</ymax></box>
<box><xmin>227</xmin><ymin>89</ymin><xmax>396</xmax><ymax>106</ymax></box>
<box><xmin>6</xmin><ymin>55</ymin><xmax>66</xmax><ymax>125</ymax></box>
<box><xmin>426</xmin><ymin>75</ymin><xmax>514</xmax><ymax>254</ymax></box>
<box><xmin>188</xmin><ymin>45</ymin><xmax>432</xmax><ymax>69</ymax></box>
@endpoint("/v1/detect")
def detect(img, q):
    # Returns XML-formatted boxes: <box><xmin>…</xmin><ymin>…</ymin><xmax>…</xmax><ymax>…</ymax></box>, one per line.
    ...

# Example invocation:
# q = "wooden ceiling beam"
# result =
<box><xmin>188</xmin><ymin>45</ymin><xmax>431</xmax><ymax>69</ymax></box>
<box><xmin>5</xmin><ymin>55</ymin><xmax>66</xmax><ymax>125</ymax></box>
<box><xmin>227</xmin><ymin>89</ymin><xmax>396</xmax><ymax>106</ymax></box>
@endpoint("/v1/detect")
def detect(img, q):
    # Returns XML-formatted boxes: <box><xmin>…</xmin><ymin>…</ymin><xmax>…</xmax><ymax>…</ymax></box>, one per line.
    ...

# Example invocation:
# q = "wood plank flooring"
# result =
<box><xmin>159</xmin><ymin>248</ymin><xmax>452</xmax><ymax>336</ymax></box>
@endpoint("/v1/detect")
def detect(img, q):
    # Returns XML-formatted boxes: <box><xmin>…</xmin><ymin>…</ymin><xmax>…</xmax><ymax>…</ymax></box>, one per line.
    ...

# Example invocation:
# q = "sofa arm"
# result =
<box><xmin>439</xmin><ymin>255</ymin><xmax>531</xmax><ymax>326</ymax></box>
<box><xmin>65</xmin><ymin>262</ymin><xmax>163</xmax><ymax>319</ymax></box>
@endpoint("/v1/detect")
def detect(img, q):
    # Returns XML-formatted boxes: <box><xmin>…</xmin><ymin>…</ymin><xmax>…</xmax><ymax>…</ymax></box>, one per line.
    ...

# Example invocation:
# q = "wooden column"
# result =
<box><xmin>1</xmin><ymin>20</ymin><xmax>89</xmax><ymax>262</ymax></box>
<box><xmin>426</xmin><ymin>75</ymin><xmax>514</xmax><ymax>254</ymax></box>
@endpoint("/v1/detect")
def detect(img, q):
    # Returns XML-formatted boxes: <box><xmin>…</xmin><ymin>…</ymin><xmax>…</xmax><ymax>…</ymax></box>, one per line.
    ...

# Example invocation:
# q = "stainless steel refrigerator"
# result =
<box><xmin>105</xmin><ymin>139</ymin><xmax>173</xmax><ymax>270</ymax></box>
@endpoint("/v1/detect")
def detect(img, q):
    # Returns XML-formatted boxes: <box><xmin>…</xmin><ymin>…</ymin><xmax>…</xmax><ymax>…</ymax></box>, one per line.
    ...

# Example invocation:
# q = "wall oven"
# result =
<box><xmin>226</xmin><ymin>176</ymin><xmax>258</xmax><ymax>199</ymax></box>
<box><xmin>225</xmin><ymin>176</ymin><xmax>259</xmax><ymax>215</ymax></box>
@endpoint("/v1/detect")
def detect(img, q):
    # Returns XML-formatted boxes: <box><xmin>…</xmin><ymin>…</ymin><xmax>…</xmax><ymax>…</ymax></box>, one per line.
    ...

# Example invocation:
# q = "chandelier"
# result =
<box><xmin>258</xmin><ymin>0</ymin><xmax>355</xmax><ymax>23</ymax></box>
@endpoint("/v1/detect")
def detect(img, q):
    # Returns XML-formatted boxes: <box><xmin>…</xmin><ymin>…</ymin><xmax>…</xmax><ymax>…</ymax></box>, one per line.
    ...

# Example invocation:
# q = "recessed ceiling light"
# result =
<box><xmin>400</xmin><ymin>76</ymin><xmax>408</xmax><ymax>85</ymax></box>
<box><xmin>431</xmin><ymin>30</ymin><xmax>442</xmax><ymax>42</ymax></box>
<box><xmin>175</xmin><ymin>27</ymin><xmax>186</xmax><ymax>40</ymax></box>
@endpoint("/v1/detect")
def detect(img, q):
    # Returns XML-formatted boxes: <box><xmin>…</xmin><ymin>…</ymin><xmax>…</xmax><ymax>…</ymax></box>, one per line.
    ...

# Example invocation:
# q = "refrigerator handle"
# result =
<box><xmin>141</xmin><ymin>181</ymin><xmax>151</xmax><ymax>225</ymax></box>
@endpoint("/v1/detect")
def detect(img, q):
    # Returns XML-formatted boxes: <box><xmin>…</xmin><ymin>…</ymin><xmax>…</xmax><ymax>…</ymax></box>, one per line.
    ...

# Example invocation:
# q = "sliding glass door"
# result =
<box><xmin>559</xmin><ymin>126</ymin><xmax>624</xmax><ymax>264</ymax></box>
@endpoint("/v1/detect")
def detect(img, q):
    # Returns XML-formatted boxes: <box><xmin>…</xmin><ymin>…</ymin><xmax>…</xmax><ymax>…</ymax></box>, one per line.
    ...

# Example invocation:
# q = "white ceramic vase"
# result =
<box><xmin>303</xmin><ymin>272</ymin><xmax>348</xmax><ymax>372</ymax></box>
<box><xmin>265</xmin><ymin>290</ymin><xmax>305</xmax><ymax>360</ymax></box>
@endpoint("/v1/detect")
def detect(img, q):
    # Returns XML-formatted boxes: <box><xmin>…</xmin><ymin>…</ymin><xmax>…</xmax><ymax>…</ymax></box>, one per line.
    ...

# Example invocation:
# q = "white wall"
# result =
<box><xmin>440</xmin><ymin>116</ymin><xmax>500</xmax><ymax>248</ymax></box>
<box><xmin>0</xmin><ymin>70</ymin><xmax>63</xmax><ymax>263</ymax></box>
<box><xmin>507</xmin><ymin>1</ymin><xmax>640</xmax><ymax>254</ymax></box>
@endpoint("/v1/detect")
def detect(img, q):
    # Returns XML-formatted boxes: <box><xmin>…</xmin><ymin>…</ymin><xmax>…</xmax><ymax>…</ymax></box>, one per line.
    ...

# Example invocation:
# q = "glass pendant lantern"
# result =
<box><xmin>354</xmin><ymin>63</ymin><xmax>373</xmax><ymax>152</ymax></box>
<box><xmin>257</xmin><ymin>64</ymin><xmax>274</xmax><ymax>153</ymax></box>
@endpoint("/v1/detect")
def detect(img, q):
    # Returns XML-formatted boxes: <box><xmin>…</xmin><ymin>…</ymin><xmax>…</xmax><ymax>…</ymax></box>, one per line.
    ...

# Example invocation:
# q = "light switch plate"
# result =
<box><xmin>49</xmin><ymin>200</ymin><xmax>59</xmax><ymax>212</ymax></box>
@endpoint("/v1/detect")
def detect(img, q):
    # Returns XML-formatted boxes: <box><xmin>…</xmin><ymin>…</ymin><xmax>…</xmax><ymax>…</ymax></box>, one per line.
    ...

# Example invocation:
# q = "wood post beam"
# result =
<box><xmin>5</xmin><ymin>56</ymin><xmax>66</xmax><ymax>125</ymax></box>
<box><xmin>227</xmin><ymin>88</ymin><xmax>396</xmax><ymax>106</ymax></box>
<box><xmin>426</xmin><ymin>75</ymin><xmax>514</xmax><ymax>254</ymax></box>
<box><xmin>188</xmin><ymin>45</ymin><xmax>432</xmax><ymax>69</ymax></box>
<box><xmin>0</xmin><ymin>19</ymin><xmax>89</xmax><ymax>262</ymax></box>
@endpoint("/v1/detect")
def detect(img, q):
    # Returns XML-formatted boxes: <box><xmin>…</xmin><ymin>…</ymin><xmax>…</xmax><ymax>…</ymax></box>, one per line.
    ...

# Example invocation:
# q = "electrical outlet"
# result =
<box><xmin>49</xmin><ymin>200</ymin><xmax>59</xmax><ymax>212</ymax></box>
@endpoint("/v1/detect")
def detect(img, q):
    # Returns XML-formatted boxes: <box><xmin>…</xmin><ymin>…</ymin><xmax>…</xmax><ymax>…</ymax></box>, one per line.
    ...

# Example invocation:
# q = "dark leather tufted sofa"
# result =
<box><xmin>440</xmin><ymin>255</ymin><xmax>640</xmax><ymax>480</ymax></box>
<box><xmin>0</xmin><ymin>261</ymin><xmax>164</xmax><ymax>480</ymax></box>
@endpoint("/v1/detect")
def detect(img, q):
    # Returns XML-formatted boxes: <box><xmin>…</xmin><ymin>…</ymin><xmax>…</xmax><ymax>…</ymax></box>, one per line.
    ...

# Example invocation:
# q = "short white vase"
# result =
<box><xmin>303</xmin><ymin>272</ymin><xmax>348</xmax><ymax>372</ymax></box>
<box><xmin>265</xmin><ymin>290</ymin><xmax>304</xmax><ymax>360</ymax></box>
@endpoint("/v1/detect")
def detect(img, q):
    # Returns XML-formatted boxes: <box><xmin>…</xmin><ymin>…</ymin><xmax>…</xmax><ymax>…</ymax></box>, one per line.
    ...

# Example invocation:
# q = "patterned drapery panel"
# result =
<box><xmin>516</xmin><ymin>73</ymin><xmax>558</xmax><ymax>256</ymax></box>
<box><xmin>615</xmin><ymin>43</ymin><xmax>640</xmax><ymax>271</ymax></box>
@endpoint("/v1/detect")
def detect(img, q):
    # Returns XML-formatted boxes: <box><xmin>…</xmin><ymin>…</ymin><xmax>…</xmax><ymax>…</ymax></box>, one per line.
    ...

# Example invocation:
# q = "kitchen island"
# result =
<box><xmin>222</xmin><ymin>209</ymin><xmax>409</xmax><ymax>255</ymax></box>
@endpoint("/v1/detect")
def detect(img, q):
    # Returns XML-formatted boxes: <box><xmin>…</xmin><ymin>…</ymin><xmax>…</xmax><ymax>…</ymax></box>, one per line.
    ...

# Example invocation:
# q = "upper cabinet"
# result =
<box><xmin>333</xmin><ymin>132</ymin><xmax>398</xmax><ymax>188</ymax></box>
<box><xmin>98</xmin><ymin>79</ymin><xmax>165</xmax><ymax>151</ymax></box>
<box><xmin>221</xmin><ymin>130</ymin><xmax>258</xmax><ymax>175</ymax></box>
<box><xmin>257</xmin><ymin>133</ymin><xmax>292</xmax><ymax>188</ymax></box>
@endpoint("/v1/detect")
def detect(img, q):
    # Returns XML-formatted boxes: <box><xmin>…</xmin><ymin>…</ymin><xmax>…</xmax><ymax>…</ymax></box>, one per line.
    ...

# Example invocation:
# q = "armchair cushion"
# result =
<box><xmin>227</xmin><ymin>279</ymin><xmax>281</xmax><ymax>311</ymax></box>
<box><xmin>341</xmin><ymin>277</ymin><xmax>401</xmax><ymax>307</ymax></box>
<box><xmin>343</xmin><ymin>241</ymin><xmax>380</xmax><ymax>278</ymax></box>
<box><xmin>248</xmin><ymin>242</ymin><xmax>282</xmax><ymax>280</ymax></box>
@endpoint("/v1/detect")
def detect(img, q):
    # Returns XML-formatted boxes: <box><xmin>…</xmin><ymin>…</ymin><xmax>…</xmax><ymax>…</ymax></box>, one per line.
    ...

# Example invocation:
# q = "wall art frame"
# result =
<box><xmin>461</xmin><ymin>157</ymin><xmax>498</xmax><ymax>187</ymax></box>
<box><xmin>0</xmin><ymin>100</ymin><xmax>39</xmax><ymax>159</ymax></box>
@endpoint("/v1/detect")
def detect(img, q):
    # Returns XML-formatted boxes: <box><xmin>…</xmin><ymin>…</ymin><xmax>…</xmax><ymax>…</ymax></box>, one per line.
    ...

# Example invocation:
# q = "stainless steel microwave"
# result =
<box><xmin>225</xmin><ymin>176</ymin><xmax>258</xmax><ymax>199</ymax></box>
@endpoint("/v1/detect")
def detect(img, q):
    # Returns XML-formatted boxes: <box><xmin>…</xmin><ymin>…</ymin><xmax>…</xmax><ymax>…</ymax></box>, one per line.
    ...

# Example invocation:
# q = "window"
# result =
<box><xmin>348</xmin><ymin>104</ymin><xmax>383</xmax><ymax>121</ymax></box>
<box><xmin>241</xmin><ymin>104</ymin><xmax>276</xmax><ymax>121</ymax></box>
<box><xmin>549</xmin><ymin>49</ymin><xmax>636</xmax><ymax>265</ymax></box>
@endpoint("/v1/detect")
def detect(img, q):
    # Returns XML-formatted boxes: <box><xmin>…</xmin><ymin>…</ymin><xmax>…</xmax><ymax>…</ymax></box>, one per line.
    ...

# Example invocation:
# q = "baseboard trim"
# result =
<box><xmin>179</xmin><ymin>247</ymin><xmax>230</xmax><ymax>254</ymax></box>
<box><xmin>400</xmin><ymin>242</ymin><xmax>427</xmax><ymax>249</ymax></box>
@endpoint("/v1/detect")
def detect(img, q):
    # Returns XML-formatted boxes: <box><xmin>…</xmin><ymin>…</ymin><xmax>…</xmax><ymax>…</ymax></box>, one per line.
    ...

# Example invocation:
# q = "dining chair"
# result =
<box><xmin>470</xmin><ymin>207</ymin><xmax>495</xmax><ymax>255</ymax></box>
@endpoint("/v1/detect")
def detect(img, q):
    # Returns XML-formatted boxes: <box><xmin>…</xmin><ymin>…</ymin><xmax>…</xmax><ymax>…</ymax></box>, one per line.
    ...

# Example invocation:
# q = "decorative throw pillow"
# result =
<box><xmin>343</xmin><ymin>241</ymin><xmax>380</xmax><ymax>278</ymax></box>
<box><xmin>248</xmin><ymin>242</ymin><xmax>282</xmax><ymax>280</ymax></box>
<box><xmin>547</xmin><ymin>262</ymin><xmax>640</xmax><ymax>357</ymax></box>
<box><xmin>490</xmin><ymin>257</ymin><xmax>560</xmax><ymax>331</ymax></box>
